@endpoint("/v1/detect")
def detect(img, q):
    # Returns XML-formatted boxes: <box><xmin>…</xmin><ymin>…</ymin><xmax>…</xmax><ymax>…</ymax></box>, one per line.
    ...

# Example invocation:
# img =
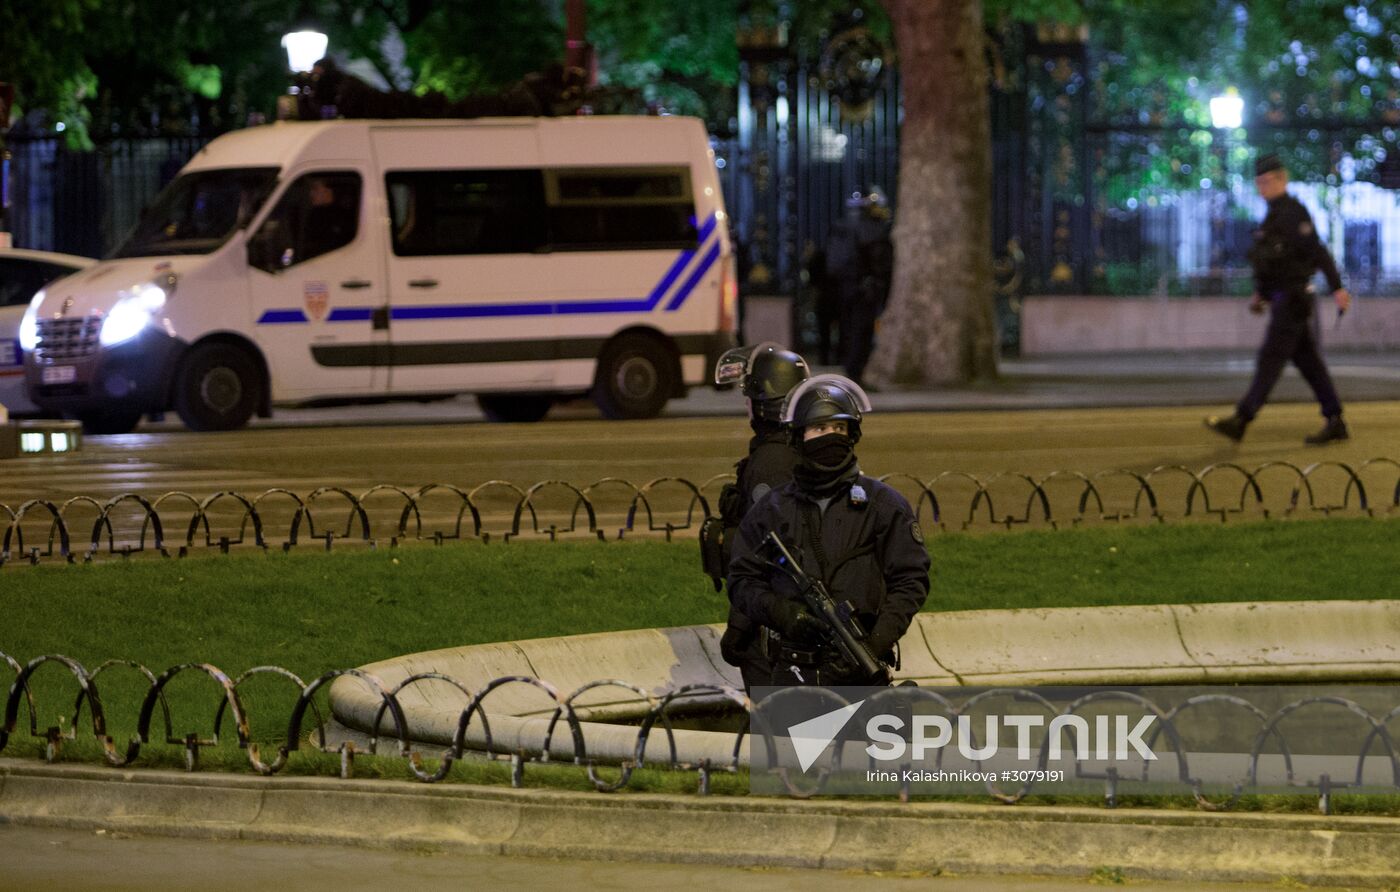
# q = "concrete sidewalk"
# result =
<box><xmin>4</xmin><ymin>758</ymin><xmax>1400</xmax><ymax>887</ymax></box>
<box><xmin>11</xmin><ymin>824</ymin><xmax>1306</xmax><ymax>892</ymax></box>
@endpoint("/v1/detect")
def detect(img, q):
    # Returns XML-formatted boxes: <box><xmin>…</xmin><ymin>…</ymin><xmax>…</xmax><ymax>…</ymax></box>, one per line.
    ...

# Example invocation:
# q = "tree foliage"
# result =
<box><xmin>0</xmin><ymin>0</ymin><xmax>101</xmax><ymax>142</ymax></box>
<box><xmin>3</xmin><ymin>0</ymin><xmax>572</xmax><ymax>141</ymax></box>
<box><xmin>588</xmin><ymin>1</ymin><xmax>739</xmax><ymax>119</ymax></box>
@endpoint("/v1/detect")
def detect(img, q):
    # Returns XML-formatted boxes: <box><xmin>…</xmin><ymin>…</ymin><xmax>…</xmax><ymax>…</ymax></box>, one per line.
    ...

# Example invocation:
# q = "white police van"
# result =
<box><xmin>2</xmin><ymin>248</ymin><xmax>95</xmax><ymax>416</ymax></box>
<box><xmin>20</xmin><ymin>117</ymin><xmax>736</xmax><ymax>432</ymax></box>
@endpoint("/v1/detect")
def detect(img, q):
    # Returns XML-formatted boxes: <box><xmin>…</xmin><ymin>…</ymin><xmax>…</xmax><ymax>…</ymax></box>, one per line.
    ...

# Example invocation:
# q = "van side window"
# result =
<box><xmin>250</xmin><ymin>171</ymin><xmax>361</xmax><ymax>272</ymax></box>
<box><xmin>386</xmin><ymin>170</ymin><xmax>546</xmax><ymax>256</ymax></box>
<box><xmin>546</xmin><ymin>167</ymin><xmax>697</xmax><ymax>250</ymax></box>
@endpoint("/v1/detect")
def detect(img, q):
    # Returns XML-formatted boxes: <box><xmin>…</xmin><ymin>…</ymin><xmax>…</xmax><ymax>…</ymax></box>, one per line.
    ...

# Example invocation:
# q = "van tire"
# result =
<box><xmin>478</xmin><ymin>394</ymin><xmax>552</xmax><ymax>423</ymax></box>
<box><xmin>173</xmin><ymin>342</ymin><xmax>261</xmax><ymax>432</ymax></box>
<box><xmin>78</xmin><ymin>409</ymin><xmax>143</xmax><ymax>435</ymax></box>
<box><xmin>592</xmin><ymin>334</ymin><xmax>675</xmax><ymax>420</ymax></box>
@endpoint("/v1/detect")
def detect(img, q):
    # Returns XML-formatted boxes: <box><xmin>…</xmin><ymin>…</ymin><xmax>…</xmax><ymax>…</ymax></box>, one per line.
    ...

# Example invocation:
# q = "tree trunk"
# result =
<box><xmin>871</xmin><ymin>0</ymin><xmax>998</xmax><ymax>385</ymax></box>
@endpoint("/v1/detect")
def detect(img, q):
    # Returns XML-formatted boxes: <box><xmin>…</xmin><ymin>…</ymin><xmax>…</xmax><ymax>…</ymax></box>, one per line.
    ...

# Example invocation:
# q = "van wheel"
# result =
<box><xmin>173</xmin><ymin>343</ymin><xmax>261</xmax><ymax>432</ymax></box>
<box><xmin>592</xmin><ymin>334</ymin><xmax>675</xmax><ymax>420</ymax></box>
<box><xmin>477</xmin><ymin>394</ymin><xmax>552</xmax><ymax>423</ymax></box>
<box><xmin>78</xmin><ymin>409</ymin><xmax>143</xmax><ymax>435</ymax></box>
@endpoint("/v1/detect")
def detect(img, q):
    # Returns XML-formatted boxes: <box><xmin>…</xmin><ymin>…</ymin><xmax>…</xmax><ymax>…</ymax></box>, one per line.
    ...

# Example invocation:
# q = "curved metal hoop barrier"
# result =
<box><xmin>3</xmin><ymin>458</ymin><xmax>1397</xmax><ymax>567</ymax></box>
<box><xmin>9</xmin><ymin>600</ymin><xmax>1400</xmax><ymax>811</ymax></box>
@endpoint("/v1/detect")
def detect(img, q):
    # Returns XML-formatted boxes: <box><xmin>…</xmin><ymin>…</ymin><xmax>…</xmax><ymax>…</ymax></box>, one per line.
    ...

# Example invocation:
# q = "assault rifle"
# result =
<box><xmin>764</xmin><ymin>532</ymin><xmax>890</xmax><ymax>683</ymax></box>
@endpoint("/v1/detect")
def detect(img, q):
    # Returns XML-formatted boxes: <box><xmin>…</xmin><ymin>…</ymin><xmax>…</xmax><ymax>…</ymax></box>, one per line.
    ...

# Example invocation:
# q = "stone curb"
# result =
<box><xmin>3</xmin><ymin>758</ymin><xmax>1400</xmax><ymax>886</ymax></box>
<box><xmin>330</xmin><ymin>600</ymin><xmax>1400</xmax><ymax>761</ymax></box>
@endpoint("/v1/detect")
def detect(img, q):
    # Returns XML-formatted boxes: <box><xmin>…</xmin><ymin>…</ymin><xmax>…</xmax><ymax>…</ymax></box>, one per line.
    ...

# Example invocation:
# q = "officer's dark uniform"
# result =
<box><xmin>717</xmin><ymin>426</ymin><xmax>800</xmax><ymax>687</ymax></box>
<box><xmin>703</xmin><ymin>344</ymin><xmax>810</xmax><ymax>694</ymax></box>
<box><xmin>729</xmin><ymin>475</ymin><xmax>930</xmax><ymax>686</ymax></box>
<box><xmin>726</xmin><ymin>375</ymin><xmax>930</xmax><ymax>687</ymax></box>
<box><xmin>826</xmin><ymin>197</ymin><xmax>893</xmax><ymax>386</ymax></box>
<box><xmin>729</xmin><ymin>429</ymin><xmax>800</xmax><ymax>520</ymax></box>
<box><xmin>1208</xmin><ymin>154</ymin><xmax>1348</xmax><ymax>444</ymax></box>
<box><xmin>1236</xmin><ymin>191</ymin><xmax>1344</xmax><ymax>422</ymax></box>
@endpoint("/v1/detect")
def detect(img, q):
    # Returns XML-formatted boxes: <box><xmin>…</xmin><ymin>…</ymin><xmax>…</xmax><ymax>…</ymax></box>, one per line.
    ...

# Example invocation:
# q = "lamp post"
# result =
<box><xmin>0</xmin><ymin>81</ymin><xmax>12</xmax><ymax>247</ymax></box>
<box><xmin>1209</xmin><ymin>88</ymin><xmax>1243</xmax><ymax>130</ymax></box>
<box><xmin>281</xmin><ymin>30</ymin><xmax>328</xmax><ymax>74</ymax></box>
<box><xmin>564</xmin><ymin>0</ymin><xmax>596</xmax><ymax>86</ymax></box>
<box><xmin>277</xmin><ymin>28</ymin><xmax>328</xmax><ymax>120</ymax></box>
<box><xmin>1210</xmin><ymin>87</ymin><xmax>1244</xmax><ymax>281</ymax></box>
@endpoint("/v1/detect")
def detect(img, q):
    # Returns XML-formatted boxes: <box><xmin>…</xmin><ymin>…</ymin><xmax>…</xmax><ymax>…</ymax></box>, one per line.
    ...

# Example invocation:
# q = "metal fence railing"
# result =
<box><xmin>3</xmin><ymin>460</ymin><xmax>1396</xmax><ymax>567</ymax></box>
<box><xmin>3</xmin><ymin>650</ymin><xmax>1399</xmax><ymax>812</ymax></box>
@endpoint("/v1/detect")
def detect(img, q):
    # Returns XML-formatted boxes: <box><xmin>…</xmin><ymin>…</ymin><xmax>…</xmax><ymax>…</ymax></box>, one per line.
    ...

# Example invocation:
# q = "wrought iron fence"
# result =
<box><xmin>4</xmin><ymin>136</ymin><xmax>210</xmax><ymax>257</ymax></box>
<box><xmin>1</xmin><ymin>459</ymin><xmax>1396</xmax><ymax>567</ymax></box>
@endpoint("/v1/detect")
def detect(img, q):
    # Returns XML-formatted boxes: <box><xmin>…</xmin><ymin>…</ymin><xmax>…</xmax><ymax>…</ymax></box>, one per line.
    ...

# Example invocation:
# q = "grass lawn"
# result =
<box><xmin>2</xmin><ymin>517</ymin><xmax>1398</xmax><ymax>798</ymax></box>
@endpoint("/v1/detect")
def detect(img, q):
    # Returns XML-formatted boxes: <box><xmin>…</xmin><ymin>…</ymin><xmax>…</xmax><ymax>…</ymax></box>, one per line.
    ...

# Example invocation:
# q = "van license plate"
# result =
<box><xmin>42</xmin><ymin>366</ymin><xmax>76</xmax><ymax>385</ymax></box>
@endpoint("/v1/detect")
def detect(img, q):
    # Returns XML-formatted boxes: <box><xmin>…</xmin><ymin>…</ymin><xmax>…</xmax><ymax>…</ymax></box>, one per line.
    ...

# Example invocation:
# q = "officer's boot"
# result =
<box><xmin>1204</xmin><ymin>414</ymin><xmax>1248</xmax><ymax>442</ymax></box>
<box><xmin>1304</xmin><ymin>416</ymin><xmax>1349</xmax><ymax>445</ymax></box>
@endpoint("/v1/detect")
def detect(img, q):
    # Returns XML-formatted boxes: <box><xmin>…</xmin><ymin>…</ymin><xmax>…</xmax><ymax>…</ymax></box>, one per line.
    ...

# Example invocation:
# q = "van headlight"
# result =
<box><xmin>100</xmin><ymin>282</ymin><xmax>170</xmax><ymax>347</ymax></box>
<box><xmin>18</xmin><ymin>289</ymin><xmax>44</xmax><ymax>352</ymax></box>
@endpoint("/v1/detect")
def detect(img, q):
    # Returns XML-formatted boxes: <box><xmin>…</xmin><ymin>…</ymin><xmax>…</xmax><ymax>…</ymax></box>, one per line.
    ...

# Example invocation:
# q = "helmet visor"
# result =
<box><xmin>713</xmin><ymin>341</ymin><xmax>782</xmax><ymax>386</ymax></box>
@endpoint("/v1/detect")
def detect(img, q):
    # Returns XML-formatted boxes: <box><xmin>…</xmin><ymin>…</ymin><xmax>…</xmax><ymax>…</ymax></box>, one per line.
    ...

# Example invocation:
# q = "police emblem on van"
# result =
<box><xmin>303</xmin><ymin>281</ymin><xmax>330</xmax><ymax>321</ymax></box>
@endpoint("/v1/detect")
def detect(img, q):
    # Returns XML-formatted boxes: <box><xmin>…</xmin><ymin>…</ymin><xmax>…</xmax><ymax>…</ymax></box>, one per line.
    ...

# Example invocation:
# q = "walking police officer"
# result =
<box><xmin>701</xmin><ymin>344</ymin><xmax>811</xmax><ymax>693</ymax></box>
<box><xmin>826</xmin><ymin>189</ymin><xmax>894</xmax><ymax>388</ymax></box>
<box><xmin>727</xmin><ymin>375</ymin><xmax>930</xmax><ymax>687</ymax></box>
<box><xmin>1206</xmin><ymin>153</ymin><xmax>1352</xmax><ymax>445</ymax></box>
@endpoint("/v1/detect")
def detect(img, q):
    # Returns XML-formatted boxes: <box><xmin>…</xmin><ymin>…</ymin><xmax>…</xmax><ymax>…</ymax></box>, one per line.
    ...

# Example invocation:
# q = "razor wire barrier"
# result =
<box><xmin>2</xmin><ymin>459</ymin><xmax>1398</xmax><ymax>567</ymax></box>
<box><xmin>8</xmin><ymin>651</ymin><xmax>1400</xmax><ymax>812</ymax></box>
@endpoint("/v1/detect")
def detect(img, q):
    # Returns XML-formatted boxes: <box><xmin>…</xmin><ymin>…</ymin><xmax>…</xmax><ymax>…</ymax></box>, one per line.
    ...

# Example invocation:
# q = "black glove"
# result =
<box><xmin>866</xmin><ymin>626</ymin><xmax>900</xmax><ymax>659</ymax></box>
<box><xmin>719</xmin><ymin>623</ymin><xmax>754</xmax><ymax>666</ymax></box>
<box><xmin>818</xmin><ymin>653</ymin><xmax>856</xmax><ymax>680</ymax></box>
<box><xmin>770</xmin><ymin>600</ymin><xmax>826</xmax><ymax>644</ymax></box>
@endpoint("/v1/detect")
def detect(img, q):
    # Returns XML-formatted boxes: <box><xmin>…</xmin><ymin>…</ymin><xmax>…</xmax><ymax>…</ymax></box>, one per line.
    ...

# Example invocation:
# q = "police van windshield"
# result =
<box><xmin>112</xmin><ymin>167</ymin><xmax>279</xmax><ymax>258</ymax></box>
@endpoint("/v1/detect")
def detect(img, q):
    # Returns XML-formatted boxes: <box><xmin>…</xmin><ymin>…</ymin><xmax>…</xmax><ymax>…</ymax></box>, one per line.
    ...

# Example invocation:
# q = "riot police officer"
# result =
<box><xmin>701</xmin><ymin>343</ymin><xmax>811</xmax><ymax>692</ymax></box>
<box><xmin>825</xmin><ymin>189</ymin><xmax>894</xmax><ymax>387</ymax></box>
<box><xmin>1205</xmin><ymin>153</ymin><xmax>1352</xmax><ymax>445</ymax></box>
<box><xmin>727</xmin><ymin>374</ymin><xmax>931</xmax><ymax>687</ymax></box>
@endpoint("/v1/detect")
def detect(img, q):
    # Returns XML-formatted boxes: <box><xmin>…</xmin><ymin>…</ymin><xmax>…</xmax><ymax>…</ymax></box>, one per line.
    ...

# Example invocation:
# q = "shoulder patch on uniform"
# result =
<box><xmin>911</xmin><ymin>521</ymin><xmax>924</xmax><ymax>544</ymax></box>
<box><xmin>1299</xmin><ymin>221</ymin><xmax>1312</xmax><ymax>236</ymax></box>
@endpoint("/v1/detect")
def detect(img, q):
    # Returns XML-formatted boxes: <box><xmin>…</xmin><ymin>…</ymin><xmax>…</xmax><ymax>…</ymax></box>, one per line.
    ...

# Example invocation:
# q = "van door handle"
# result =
<box><xmin>408</xmin><ymin>278</ymin><xmax>439</xmax><ymax>289</ymax></box>
<box><xmin>341</xmin><ymin>279</ymin><xmax>372</xmax><ymax>289</ymax></box>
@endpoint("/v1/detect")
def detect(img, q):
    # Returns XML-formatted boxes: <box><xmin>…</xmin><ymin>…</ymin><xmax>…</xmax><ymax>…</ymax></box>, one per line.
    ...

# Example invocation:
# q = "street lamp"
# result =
<box><xmin>1210</xmin><ymin>87</ymin><xmax>1245</xmax><ymax>282</ymax></box>
<box><xmin>281</xmin><ymin>30</ymin><xmax>328</xmax><ymax>75</ymax></box>
<box><xmin>1209</xmin><ymin>88</ymin><xmax>1243</xmax><ymax>130</ymax></box>
<box><xmin>276</xmin><ymin>28</ymin><xmax>328</xmax><ymax>120</ymax></box>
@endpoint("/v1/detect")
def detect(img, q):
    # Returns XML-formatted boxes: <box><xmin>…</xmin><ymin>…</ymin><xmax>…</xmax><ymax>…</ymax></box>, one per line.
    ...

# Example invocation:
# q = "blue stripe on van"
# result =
<box><xmin>553</xmin><ymin>297</ymin><xmax>655</xmax><ymax>315</ymax></box>
<box><xmin>636</xmin><ymin>247</ymin><xmax>696</xmax><ymax>310</ymax></box>
<box><xmin>258</xmin><ymin>309</ymin><xmax>309</xmax><ymax>324</ymax></box>
<box><xmin>663</xmin><ymin>241</ymin><xmax>722</xmax><ymax>312</ymax></box>
<box><xmin>393</xmin><ymin>303</ymin><xmax>554</xmax><ymax>320</ymax></box>
<box><xmin>255</xmin><ymin>212</ymin><xmax>721</xmax><ymax>325</ymax></box>
<box><xmin>327</xmin><ymin>307</ymin><xmax>374</xmax><ymax>322</ymax></box>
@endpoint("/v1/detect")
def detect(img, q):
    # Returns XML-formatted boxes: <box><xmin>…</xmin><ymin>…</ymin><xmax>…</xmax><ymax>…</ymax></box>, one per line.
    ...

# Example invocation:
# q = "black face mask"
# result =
<box><xmin>799</xmin><ymin>433</ymin><xmax>855</xmax><ymax>469</ymax></box>
<box><xmin>793</xmin><ymin>432</ymin><xmax>859</xmax><ymax>496</ymax></box>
